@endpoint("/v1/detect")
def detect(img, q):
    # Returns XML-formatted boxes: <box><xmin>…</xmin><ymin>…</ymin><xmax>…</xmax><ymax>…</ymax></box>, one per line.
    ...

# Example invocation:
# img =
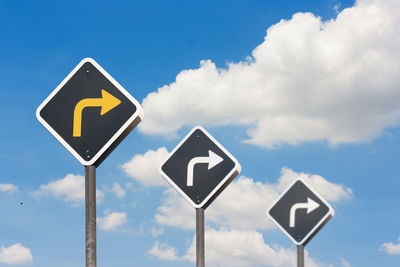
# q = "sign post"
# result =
<box><xmin>196</xmin><ymin>208</ymin><xmax>205</xmax><ymax>267</ymax></box>
<box><xmin>36</xmin><ymin>58</ymin><xmax>143</xmax><ymax>267</ymax></box>
<box><xmin>268</xmin><ymin>179</ymin><xmax>334</xmax><ymax>267</ymax></box>
<box><xmin>160</xmin><ymin>126</ymin><xmax>241</xmax><ymax>266</ymax></box>
<box><xmin>85</xmin><ymin>166</ymin><xmax>96</xmax><ymax>267</ymax></box>
<box><xmin>297</xmin><ymin>245</ymin><xmax>304</xmax><ymax>267</ymax></box>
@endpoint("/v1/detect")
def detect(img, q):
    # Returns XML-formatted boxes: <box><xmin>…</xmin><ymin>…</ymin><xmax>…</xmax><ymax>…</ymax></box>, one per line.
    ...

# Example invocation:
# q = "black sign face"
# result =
<box><xmin>36</xmin><ymin>58</ymin><xmax>143</xmax><ymax>166</ymax></box>
<box><xmin>268</xmin><ymin>179</ymin><xmax>334</xmax><ymax>245</ymax></box>
<box><xmin>160</xmin><ymin>126</ymin><xmax>241</xmax><ymax>208</ymax></box>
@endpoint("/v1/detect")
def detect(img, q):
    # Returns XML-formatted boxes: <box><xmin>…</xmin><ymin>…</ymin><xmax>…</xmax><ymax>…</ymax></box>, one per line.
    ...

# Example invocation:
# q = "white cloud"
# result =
<box><xmin>151</xmin><ymin>227</ymin><xmax>164</xmax><ymax>237</ymax></box>
<box><xmin>139</xmin><ymin>0</ymin><xmax>400</xmax><ymax>148</ymax></box>
<box><xmin>333</xmin><ymin>3</ymin><xmax>342</xmax><ymax>14</ymax></box>
<box><xmin>150</xmin><ymin>228</ymin><xmax>325</xmax><ymax>267</ymax></box>
<box><xmin>121</xmin><ymin>147</ymin><xmax>169</xmax><ymax>186</ymax></box>
<box><xmin>97</xmin><ymin>210</ymin><xmax>127</xmax><ymax>231</ymax></box>
<box><xmin>110</xmin><ymin>183</ymin><xmax>126</xmax><ymax>198</ymax></box>
<box><xmin>125</xmin><ymin>182</ymin><xmax>133</xmax><ymax>190</ymax></box>
<box><xmin>149</xmin><ymin>241</ymin><xmax>179</xmax><ymax>261</ymax></box>
<box><xmin>155</xmin><ymin>188</ymin><xmax>195</xmax><ymax>229</ymax></box>
<box><xmin>277</xmin><ymin>167</ymin><xmax>353</xmax><ymax>202</ymax></box>
<box><xmin>32</xmin><ymin>174</ymin><xmax>104</xmax><ymax>204</ymax></box>
<box><xmin>207</xmin><ymin>176</ymin><xmax>280</xmax><ymax>230</ymax></box>
<box><xmin>0</xmin><ymin>184</ymin><xmax>18</xmax><ymax>193</ymax></box>
<box><xmin>155</xmin><ymin>167</ymin><xmax>353</xmax><ymax>230</ymax></box>
<box><xmin>341</xmin><ymin>257</ymin><xmax>352</xmax><ymax>267</ymax></box>
<box><xmin>0</xmin><ymin>243</ymin><xmax>33</xmax><ymax>265</ymax></box>
<box><xmin>380</xmin><ymin>237</ymin><xmax>400</xmax><ymax>255</ymax></box>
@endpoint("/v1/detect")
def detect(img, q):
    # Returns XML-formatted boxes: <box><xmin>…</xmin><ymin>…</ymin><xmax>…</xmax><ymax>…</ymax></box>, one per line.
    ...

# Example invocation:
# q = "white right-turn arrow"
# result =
<box><xmin>289</xmin><ymin>198</ymin><xmax>320</xmax><ymax>228</ymax></box>
<box><xmin>186</xmin><ymin>150</ymin><xmax>223</xmax><ymax>186</ymax></box>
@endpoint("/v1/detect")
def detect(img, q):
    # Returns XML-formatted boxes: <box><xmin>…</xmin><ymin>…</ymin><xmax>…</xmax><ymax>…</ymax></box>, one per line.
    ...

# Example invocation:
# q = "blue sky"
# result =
<box><xmin>1</xmin><ymin>0</ymin><xmax>400</xmax><ymax>266</ymax></box>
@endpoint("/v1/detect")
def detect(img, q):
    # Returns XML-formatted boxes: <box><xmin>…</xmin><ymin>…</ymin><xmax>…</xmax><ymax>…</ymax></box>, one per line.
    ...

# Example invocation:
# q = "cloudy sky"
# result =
<box><xmin>1</xmin><ymin>0</ymin><xmax>400</xmax><ymax>266</ymax></box>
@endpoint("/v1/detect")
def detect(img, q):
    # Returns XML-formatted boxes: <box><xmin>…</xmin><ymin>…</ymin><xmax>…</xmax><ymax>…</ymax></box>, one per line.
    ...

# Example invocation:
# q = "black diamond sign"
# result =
<box><xmin>160</xmin><ymin>126</ymin><xmax>241</xmax><ymax>208</ymax></box>
<box><xmin>268</xmin><ymin>179</ymin><xmax>334</xmax><ymax>245</ymax></box>
<box><xmin>36</xmin><ymin>58</ymin><xmax>143</xmax><ymax>166</ymax></box>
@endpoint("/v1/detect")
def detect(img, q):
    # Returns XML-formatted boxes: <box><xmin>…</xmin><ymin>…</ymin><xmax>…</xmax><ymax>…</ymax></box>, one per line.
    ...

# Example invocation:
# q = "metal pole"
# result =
<box><xmin>297</xmin><ymin>245</ymin><xmax>304</xmax><ymax>267</ymax></box>
<box><xmin>85</xmin><ymin>166</ymin><xmax>96</xmax><ymax>267</ymax></box>
<box><xmin>196</xmin><ymin>208</ymin><xmax>205</xmax><ymax>267</ymax></box>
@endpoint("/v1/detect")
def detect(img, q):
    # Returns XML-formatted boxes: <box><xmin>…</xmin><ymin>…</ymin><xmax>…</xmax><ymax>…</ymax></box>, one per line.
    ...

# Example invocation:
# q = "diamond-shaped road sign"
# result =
<box><xmin>268</xmin><ymin>179</ymin><xmax>334</xmax><ymax>245</ymax></box>
<box><xmin>160</xmin><ymin>126</ymin><xmax>241</xmax><ymax>208</ymax></box>
<box><xmin>36</xmin><ymin>58</ymin><xmax>144</xmax><ymax>166</ymax></box>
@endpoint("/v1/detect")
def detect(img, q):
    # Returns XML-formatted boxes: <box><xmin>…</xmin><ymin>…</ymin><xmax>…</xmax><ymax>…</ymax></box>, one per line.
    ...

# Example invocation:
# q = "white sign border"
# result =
<box><xmin>159</xmin><ymin>126</ymin><xmax>241</xmax><ymax>209</ymax></box>
<box><xmin>267</xmin><ymin>178</ymin><xmax>335</xmax><ymax>246</ymax></box>
<box><xmin>36</xmin><ymin>58</ymin><xmax>144</xmax><ymax>166</ymax></box>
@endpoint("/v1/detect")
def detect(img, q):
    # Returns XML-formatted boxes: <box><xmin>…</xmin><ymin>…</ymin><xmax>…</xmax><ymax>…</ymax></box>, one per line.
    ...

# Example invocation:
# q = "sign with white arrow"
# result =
<box><xmin>36</xmin><ymin>58</ymin><xmax>144</xmax><ymax>166</ymax></box>
<box><xmin>160</xmin><ymin>126</ymin><xmax>241</xmax><ymax>208</ymax></box>
<box><xmin>267</xmin><ymin>179</ymin><xmax>334</xmax><ymax>245</ymax></box>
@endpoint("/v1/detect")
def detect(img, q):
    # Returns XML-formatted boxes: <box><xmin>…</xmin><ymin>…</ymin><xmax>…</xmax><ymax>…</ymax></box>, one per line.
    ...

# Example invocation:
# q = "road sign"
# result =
<box><xmin>267</xmin><ymin>179</ymin><xmax>334</xmax><ymax>245</ymax></box>
<box><xmin>160</xmin><ymin>126</ymin><xmax>241</xmax><ymax>208</ymax></box>
<box><xmin>36</xmin><ymin>58</ymin><xmax>144</xmax><ymax>166</ymax></box>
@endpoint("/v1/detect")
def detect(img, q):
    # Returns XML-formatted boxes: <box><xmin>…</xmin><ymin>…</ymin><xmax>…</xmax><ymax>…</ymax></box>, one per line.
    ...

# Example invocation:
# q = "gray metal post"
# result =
<box><xmin>196</xmin><ymin>208</ymin><xmax>205</xmax><ymax>267</ymax></box>
<box><xmin>85</xmin><ymin>166</ymin><xmax>96</xmax><ymax>267</ymax></box>
<box><xmin>297</xmin><ymin>245</ymin><xmax>304</xmax><ymax>267</ymax></box>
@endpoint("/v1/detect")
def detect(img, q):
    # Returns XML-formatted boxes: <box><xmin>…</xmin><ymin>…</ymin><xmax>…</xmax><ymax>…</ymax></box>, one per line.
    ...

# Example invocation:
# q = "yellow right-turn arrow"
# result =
<box><xmin>73</xmin><ymin>90</ymin><xmax>121</xmax><ymax>137</ymax></box>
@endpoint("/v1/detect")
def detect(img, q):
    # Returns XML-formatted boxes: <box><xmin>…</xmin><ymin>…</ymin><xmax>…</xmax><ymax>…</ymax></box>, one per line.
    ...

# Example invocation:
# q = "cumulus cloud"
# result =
<box><xmin>380</xmin><ymin>237</ymin><xmax>400</xmax><ymax>255</ymax></box>
<box><xmin>155</xmin><ymin>167</ymin><xmax>352</xmax><ymax>230</ymax></box>
<box><xmin>341</xmin><ymin>257</ymin><xmax>352</xmax><ymax>267</ymax></box>
<box><xmin>0</xmin><ymin>243</ymin><xmax>33</xmax><ymax>265</ymax></box>
<box><xmin>277</xmin><ymin>167</ymin><xmax>353</xmax><ymax>202</ymax></box>
<box><xmin>149</xmin><ymin>241</ymin><xmax>180</xmax><ymax>261</ymax></box>
<box><xmin>150</xmin><ymin>228</ymin><xmax>325</xmax><ymax>267</ymax></box>
<box><xmin>155</xmin><ymin>188</ymin><xmax>195</xmax><ymax>229</ymax></box>
<box><xmin>151</xmin><ymin>227</ymin><xmax>164</xmax><ymax>237</ymax></box>
<box><xmin>32</xmin><ymin>174</ymin><xmax>104</xmax><ymax>204</ymax></box>
<box><xmin>139</xmin><ymin>0</ymin><xmax>400</xmax><ymax>148</ymax></box>
<box><xmin>97</xmin><ymin>210</ymin><xmax>128</xmax><ymax>231</ymax></box>
<box><xmin>0</xmin><ymin>184</ymin><xmax>18</xmax><ymax>193</ymax></box>
<box><xmin>333</xmin><ymin>3</ymin><xmax>342</xmax><ymax>14</ymax></box>
<box><xmin>121</xmin><ymin>147</ymin><xmax>169</xmax><ymax>186</ymax></box>
<box><xmin>105</xmin><ymin>183</ymin><xmax>126</xmax><ymax>198</ymax></box>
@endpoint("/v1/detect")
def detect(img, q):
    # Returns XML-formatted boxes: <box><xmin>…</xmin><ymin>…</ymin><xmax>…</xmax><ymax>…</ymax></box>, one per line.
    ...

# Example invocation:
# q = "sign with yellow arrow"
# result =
<box><xmin>36</xmin><ymin>58</ymin><xmax>144</xmax><ymax>166</ymax></box>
